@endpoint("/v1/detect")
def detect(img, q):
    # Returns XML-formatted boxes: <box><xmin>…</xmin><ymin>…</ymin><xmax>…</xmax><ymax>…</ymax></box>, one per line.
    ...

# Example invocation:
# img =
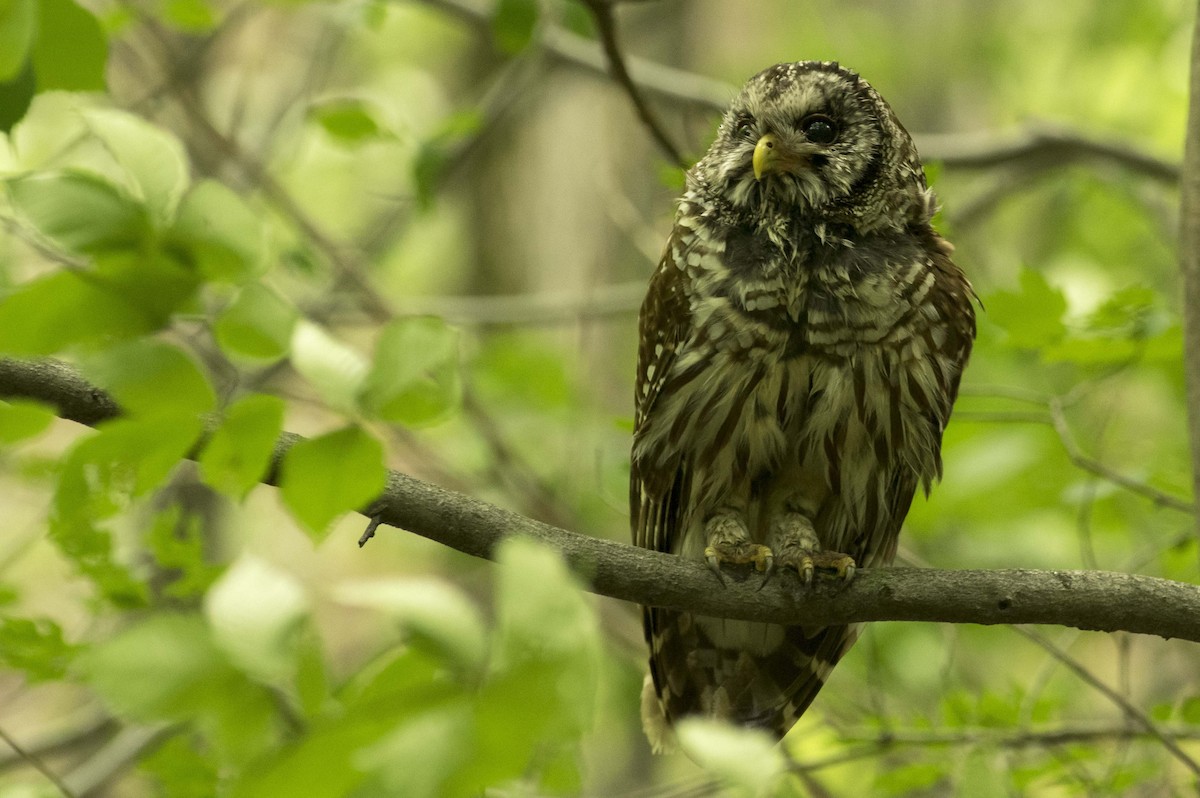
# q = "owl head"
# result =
<box><xmin>693</xmin><ymin>61</ymin><xmax>933</xmax><ymax>231</ymax></box>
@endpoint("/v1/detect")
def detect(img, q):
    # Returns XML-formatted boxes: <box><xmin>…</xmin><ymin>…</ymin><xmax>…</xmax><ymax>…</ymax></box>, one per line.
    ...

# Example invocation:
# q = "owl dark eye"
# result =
<box><xmin>732</xmin><ymin>114</ymin><xmax>756</xmax><ymax>139</ymax></box>
<box><xmin>800</xmin><ymin>114</ymin><xmax>839</xmax><ymax>145</ymax></box>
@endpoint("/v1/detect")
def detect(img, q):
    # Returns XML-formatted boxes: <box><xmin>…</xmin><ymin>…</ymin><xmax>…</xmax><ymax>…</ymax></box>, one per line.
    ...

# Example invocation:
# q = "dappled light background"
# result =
<box><xmin>1</xmin><ymin>0</ymin><xmax>1197</xmax><ymax>795</ymax></box>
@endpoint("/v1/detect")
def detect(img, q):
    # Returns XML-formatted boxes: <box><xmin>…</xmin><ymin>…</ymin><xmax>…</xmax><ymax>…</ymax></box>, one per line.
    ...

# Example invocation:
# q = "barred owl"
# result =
<box><xmin>631</xmin><ymin>61</ymin><xmax>975</xmax><ymax>748</ymax></box>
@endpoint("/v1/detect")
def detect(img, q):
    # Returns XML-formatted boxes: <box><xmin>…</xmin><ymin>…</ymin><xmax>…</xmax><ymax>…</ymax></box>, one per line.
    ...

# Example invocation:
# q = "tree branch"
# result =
<box><xmin>579</xmin><ymin>0</ymin><xmax>688</xmax><ymax>169</ymax></box>
<box><xmin>417</xmin><ymin>0</ymin><xmax>1179</xmax><ymax>184</ymax></box>
<box><xmin>3</xmin><ymin>357</ymin><xmax>1200</xmax><ymax>643</ymax></box>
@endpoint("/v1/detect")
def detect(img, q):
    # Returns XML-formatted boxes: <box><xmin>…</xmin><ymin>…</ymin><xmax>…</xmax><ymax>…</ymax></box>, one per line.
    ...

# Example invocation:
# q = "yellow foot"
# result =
<box><xmin>703</xmin><ymin>512</ymin><xmax>773</xmax><ymax>584</ymax></box>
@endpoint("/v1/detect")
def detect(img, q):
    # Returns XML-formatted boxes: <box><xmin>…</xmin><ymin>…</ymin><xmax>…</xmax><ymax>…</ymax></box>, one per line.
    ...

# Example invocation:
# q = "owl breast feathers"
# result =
<box><xmin>630</xmin><ymin>61</ymin><xmax>975</xmax><ymax>750</ymax></box>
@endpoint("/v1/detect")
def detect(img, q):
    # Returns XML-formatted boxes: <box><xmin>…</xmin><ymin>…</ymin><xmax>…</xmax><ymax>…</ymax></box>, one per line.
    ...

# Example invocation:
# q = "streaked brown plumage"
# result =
<box><xmin>631</xmin><ymin>61</ymin><xmax>975</xmax><ymax>748</ymax></box>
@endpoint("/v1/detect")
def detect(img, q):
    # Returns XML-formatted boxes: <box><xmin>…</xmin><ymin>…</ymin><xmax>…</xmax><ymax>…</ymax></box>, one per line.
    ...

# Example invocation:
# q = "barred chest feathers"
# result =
<box><xmin>633</xmin><ymin>193</ymin><xmax>957</xmax><ymax>565</ymax></box>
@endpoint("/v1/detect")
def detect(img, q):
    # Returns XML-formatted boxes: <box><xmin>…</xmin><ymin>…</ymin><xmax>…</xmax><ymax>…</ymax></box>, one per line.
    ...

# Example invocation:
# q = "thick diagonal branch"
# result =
<box><xmin>3</xmin><ymin>356</ymin><xmax>1200</xmax><ymax>643</ymax></box>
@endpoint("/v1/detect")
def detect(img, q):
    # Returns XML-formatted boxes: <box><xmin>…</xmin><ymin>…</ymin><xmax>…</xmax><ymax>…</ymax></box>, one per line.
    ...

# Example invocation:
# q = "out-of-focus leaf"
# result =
<box><xmin>675</xmin><ymin>718</ymin><xmax>787</xmax><ymax>796</ymax></box>
<box><xmin>0</xmin><ymin>398</ymin><xmax>54</xmax><ymax>443</ymax></box>
<box><xmin>359</xmin><ymin>316</ymin><xmax>460</xmax><ymax>426</ymax></box>
<box><xmin>0</xmin><ymin>0</ymin><xmax>35</xmax><ymax>80</ymax></box>
<box><xmin>0</xmin><ymin>58</ymin><xmax>34</xmax><ymax>132</ymax></box>
<box><xmin>84</xmin><ymin>108</ymin><xmax>189</xmax><ymax>226</ymax></box>
<box><xmin>79</xmin><ymin>613</ymin><xmax>278</xmax><ymax>761</ymax></box>
<box><xmin>80</xmin><ymin>339</ymin><xmax>215</xmax><ymax>418</ymax></box>
<box><xmin>51</xmin><ymin>415</ymin><xmax>202</xmax><ymax>605</ymax></box>
<box><xmin>230</xmin><ymin>648</ymin><xmax>454</xmax><ymax>798</ymax></box>
<box><xmin>473</xmin><ymin>333</ymin><xmax>574</xmax><ymax>410</ymax></box>
<box><xmin>311</xmin><ymin>98</ymin><xmax>383</xmax><ymax>144</ymax></box>
<box><xmin>355</xmin><ymin>705</ymin><xmax>472</xmax><ymax>798</ymax></box>
<box><xmin>205</xmin><ymin>555</ymin><xmax>310</xmax><ymax>683</ymax></box>
<box><xmin>289</xmin><ymin>321</ymin><xmax>369</xmax><ymax>414</ymax></box>
<box><xmin>139</xmin><ymin>736</ymin><xmax>220</xmax><ymax>798</ymax></box>
<box><xmin>0</xmin><ymin>249</ymin><xmax>204</xmax><ymax>357</ymax></box>
<box><xmin>0</xmin><ymin>616</ymin><xmax>78</xmax><ymax>681</ymax></box>
<box><xmin>874</xmin><ymin>761</ymin><xmax>947</xmax><ymax>796</ymax></box>
<box><xmin>984</xmin><ymin>267</ymin><xmax>1068</xmax><ymax>349</ymax></box>
<box><xmin>145</xmin><ymin>505</ymin><xmax>224</xmax><ymax>600</ymax></box>
<box><xmin>159</xmin><ymin>0</ymin><xmax>219</xmax><ymax>31</ymax></box>
<box><xmin>214</xmin><ymin>285</ymin><xmax>296</xmax><ymax>361</ymax></box>
<box><xmin>169</xmin><ymin>179</ymin><xmax>268</xmax><ymax>281</ymax></box>
<box><xmin>411</xmin><ymin>110</ymin><xmax>481</xmax><ymax>208</ymax></box>
<box><xmin>33</xmin><ymin>0</ymin><xmax>108</xmax><ymax>92</ymax></box>
<box><xmin>279</xmin><ymin>425</ymin><xmax>386</xmax><ymax>540</ymax></box>
<box><xmin>333</xmin><ymin>577</ymin><xmax>487</xmax><ymax>673</ymax></box>
<box><xmin>198</xmin><ymin>393</ymin><xmax>285</xmax><ymax>498</ymax></box>
<box><xmin>492</xmin><ymin>0</ymin><xmax>538</xmax><ymax>54</ymax></box>
<box><xmin>7</xmin><ymin>170</ymin><xmax>150</xmax><ymax>253</ymax></box>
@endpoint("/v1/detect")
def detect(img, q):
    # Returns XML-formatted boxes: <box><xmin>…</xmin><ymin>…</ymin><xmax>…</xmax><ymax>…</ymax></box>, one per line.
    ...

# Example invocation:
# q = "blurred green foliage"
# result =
<box><xmin>0</xmin><ymin>0</ymin><xmax>1196</xmax><ymax>796</ymax></box>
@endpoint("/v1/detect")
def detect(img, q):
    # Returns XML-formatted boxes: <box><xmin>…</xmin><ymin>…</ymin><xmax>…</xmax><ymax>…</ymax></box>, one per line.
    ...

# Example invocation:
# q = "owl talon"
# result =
<box><xmin>704</xmin><ymin>547</ymin><xmax>728</xmax><ymax>586</ymax></box>
<box><xmin>799</xmin><ymin>557</ymin><xmax>815</xmax><ymax>587</ymax></box>
<box><xmin>756</xmin><ymin>553</ymin><xmax>777</xmax><ymax>591</ymax></box>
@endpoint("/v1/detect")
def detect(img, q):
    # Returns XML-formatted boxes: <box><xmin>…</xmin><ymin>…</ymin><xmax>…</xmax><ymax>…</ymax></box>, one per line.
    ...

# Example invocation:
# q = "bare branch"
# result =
<box><xmin>61</xmin><ymin>724</ymin><xmax>178</xmax><ymax>798</ymax></box>
<box><xmin>4</xmin><ymin>358</ymin><xmax>1200</xmax><ymax>645</ymax></box>
<box><xmin>0</xmin><ymin>725</ymin><xmax>76</xmax><ymax>798</ymax></box>
<box><xmin>579</xmin><ymin>0</ymin><xmax>688</xmax><ymax>168</ymax></box>
<box><xmin>417</xmin><ymin>0</ymin><xmax>1179</xmax><ymax>184</ymax></box>
<box><xmin>1013</xmin><ymin>627</ymin><xmax>1200</xmax><ymax>777</ymax></box>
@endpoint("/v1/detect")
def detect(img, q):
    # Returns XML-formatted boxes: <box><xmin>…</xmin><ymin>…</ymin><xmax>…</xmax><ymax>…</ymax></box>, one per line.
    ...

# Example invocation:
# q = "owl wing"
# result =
<box><xmin>630</xmin><ymin>227</ymin><xmax>694</xmax><ymax>555</ymax></box>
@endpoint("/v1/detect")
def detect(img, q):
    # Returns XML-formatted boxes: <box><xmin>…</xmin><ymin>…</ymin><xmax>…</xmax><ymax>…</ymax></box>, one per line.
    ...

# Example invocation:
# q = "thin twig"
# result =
<box><xmin>0</xmin><ymin>725</ymin><xmax>76</xmax><ymax>798</ymax></box>
<box><xmin>579</xmin><ymin>0</ymin><xmax>687</xmax><ymax>169</ymax></box>
<box><xmin>1047</xmin><ymin>398</ymin><xmax>1194</xmax><ymax>514</ymax></box>
<box><xmin>1013</xmin><ymin>626</ymin><xmax>1200</xmax><ymax>779</ymax></box>
<box><xmin>418</xmin><ymin>0</ymin><xmax>1179</xmax><ymax>184</ymax></box>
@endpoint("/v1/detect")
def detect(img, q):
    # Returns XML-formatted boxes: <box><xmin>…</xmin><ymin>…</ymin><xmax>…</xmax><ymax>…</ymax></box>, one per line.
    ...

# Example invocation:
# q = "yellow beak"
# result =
<box><xmin>753</xmin><ymin>133</ymin><xmax>809</xmax><ymax>180</ymax></box>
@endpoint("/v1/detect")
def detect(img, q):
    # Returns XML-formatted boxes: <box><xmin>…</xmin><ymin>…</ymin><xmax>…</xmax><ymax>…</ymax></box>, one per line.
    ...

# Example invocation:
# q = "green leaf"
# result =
<box><xmin>80</xmin><ymin>613</ymin><xmax>278</xmax><ymax>761</ymax></box>
<box><xmin>169</xmin><ymin>179</ymin><xmax>268</xmax><ymax>281</ymax></box>
<box><xmin>0</xmin><ymin>0</ymin><xmax>35</xmax><ymax>80</ymax></box>
<box><xmin>0</xmin><ymin>616</ymin><xmax>78</xmax><ymax>681</ymax></box>
<box><xmin>0</xmin><ymin>57</ymin><xmax>34</xmax><ymax>132</ymax></box>
<box><xmin>145</xmin><ymin>505</ymin><xmax>224</xmax><ymax>600</ymax></box>
<box><xmin>675</xmin><ymin>719</ymin><xmax>787</xmax><ymax>795</ymax></box>
<box><xmin>310</xmin><ymin>98</ymin><xmax>383</xmax><ymax>144</ymax></box>
<box><xmin>411</xmin><ymin>111</ymin><xmax>481</xmax><ymax>208</ymax></box>
<box><xmin>0</xmin><ymin>253</ymin><xmax>201</xmax><ymax>355</ymax></box>
<box><xmin>159</xmin><ymin>0</ymin><xmax>219</xmax><ymax>31</ymax></box>
<box><xmin>198</xmin><ymin>393</ymin><xmax>285</xmax><ymax>498</ymax></box>
<box><xmin>359</xmin><ymin>316</ymin><xmax>461</xmax><ymax>426</ymax></box>
<box><xmin>492</xmin><ymin>0</ymin><xmax>538</xmax><ymax>54</ymax></box>
<box><xmin>473</xmin><ymin>333</ymin><xmax>574</xmax><ymax>410</ymax></box>
<box><xmin>214</xmin><ymin>284</ymin><xmax>296</xmax><ymax>361</ymax></box>
<box><xmin>289</xmin><ymin>321</ymin><xmax>369</xmax><ymax>414</ymax></box>
<box><xmin>52</xmin><ymin>414</ymin><xmax>202</xmax><ymax>605</ymax></box>
<box><xmin>7</xmin><ymin>170</ymin><xmax>150</xmax><ymax>253</ymax></box>
<box><xmin>84</xmin><ymin>108</ymin><xmax>190</xmax><ymax>226</ymax></box>
<box><xmin>279</xmin><ymin>425</ymin><xmax>386</xmax><ymax>540</ymax></box>
<box><xmin>139</xmin><ymin>735</ymin><xmax>220</xmax><ymax>798</ymax></box>
<box><xmin>333</xmin><ymin>577</ymin><xmax>487</xmax><ymax>673</ymax></box>
<box><xmin>33</xmin><ymin>0</ymin><xmax>108</xmax><ymax>92</ymax></box>
<box><xmin>80</xmin><ymin>339</ymin><xmax>216</xmax><ymax>418</ymax></box>
<box><xmin>356</xmin><ymin>705</ymin><xmax>473</xmax><ymax>798</ymax></box>
<box><xmin>204</xmin><ymin>554</ymin><xmax>310</xmax><ymax>683</ymax></box>
<box><xmin>0</xmin><ymin>398</ymin><xmax>54</xmax><ymax>443</ymax></box>
<box><xmin>985</xmin><ymin>268</ymin><xmax>1068</xmax><ymax>349</ymax></box>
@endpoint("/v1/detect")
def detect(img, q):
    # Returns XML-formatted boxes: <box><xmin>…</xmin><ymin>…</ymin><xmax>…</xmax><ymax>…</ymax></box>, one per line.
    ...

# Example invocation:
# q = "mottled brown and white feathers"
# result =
<box><xmin>630</xmin><ymin>61</ymin><xmax>975</xmax><ymax>748</ymax></box>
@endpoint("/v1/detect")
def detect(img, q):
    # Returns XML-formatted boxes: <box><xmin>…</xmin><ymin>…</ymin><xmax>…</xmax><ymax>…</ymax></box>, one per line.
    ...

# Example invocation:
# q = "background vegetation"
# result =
<box><xmin>0</xmin><ymin>0</ymin><xmax>1197</xmax><ymax>795</ymax></box>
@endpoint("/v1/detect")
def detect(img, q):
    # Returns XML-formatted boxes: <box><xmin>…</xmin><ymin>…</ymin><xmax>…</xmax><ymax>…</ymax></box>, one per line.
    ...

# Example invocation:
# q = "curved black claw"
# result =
<box><xmin>704</xmin><ymin>547</ymin><xmax>728</xmax><ymax>586</ymax></box>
